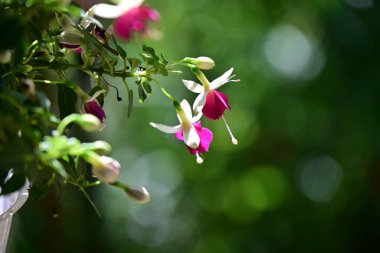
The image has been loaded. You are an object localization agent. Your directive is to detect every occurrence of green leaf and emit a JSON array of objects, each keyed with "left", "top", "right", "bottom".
[
  {"left": 128, "top": 58, "right": 141, "bottom": 70},
  {"left": 49, "top": 159, "right": 68, "bottom": 178},
  {"left": 111, "top": 35, "right": 127, "bottom": 58},
  {"left": 138, "top": 85, "right": 147, "bottom": 103},
  {"left": 57, "top": 83, "right": 77, "bottom": 119}
]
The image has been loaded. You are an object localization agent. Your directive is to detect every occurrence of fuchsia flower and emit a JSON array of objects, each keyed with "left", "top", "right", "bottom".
[
  {"left": 150, "top": 100, "right": 213, "bottom": 163},
  {"left": 81, "top": 89, "right": 106, "bottom": 124},
  {"left": 88, "top": 0, "right": 160, "bottom": 41},
  {"left": 83, "top": 99, "right": 106, "bottom": 122},
  {"left": 175, "top": 122, "right": 213, "bottom": 158},
  {"left": 182, "top": 68, "right": 239, "bottom": 144}
]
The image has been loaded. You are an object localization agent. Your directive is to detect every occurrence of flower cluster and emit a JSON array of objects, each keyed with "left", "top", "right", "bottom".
[
  {"left": 150, "top": 57, "right": 240, "bottom": 163},
  {"left": 0, "top": 0, "right": 239, "bottom": 210}
]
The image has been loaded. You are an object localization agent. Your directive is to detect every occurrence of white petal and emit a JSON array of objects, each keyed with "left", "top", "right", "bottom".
[
  {"left": 183, "top": 125, "right": 200, "bottom": 149},
  {"left": 192, "top": 92, "right": 207, "bottom": 115},
  {"left": 180, "top": 100, "right": 193, "bottom": 119},
  {"left": 150, "top": 122, "right": 181, "bottom": 134},
  {"left": 191, "top": 111, "right": 203, "bottom": 124},
  {"left": 211, "top": 68, "right": 234, "bottom": 90},
  {"left": 90, "top": 4, "right": 125, "bottom": 19},
  {"left": 182, "top": 80, "right": 204, "bottom": 93}
]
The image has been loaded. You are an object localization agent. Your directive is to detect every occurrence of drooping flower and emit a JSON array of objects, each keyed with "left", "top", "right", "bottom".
[
  {"left": 83, "top": 99, "right": 106, "bottom": 122},
  {"left": 150, "top": 100, "right": 213, "bottom": 163},
  {"left": 182, "top": 68, "right": 239, "bottom": 144},
  {"left": 175, "top": 122, "right": 213, "bottom": 163},
  {"left": 87, "top": 0, "right": 160, "bottom": 41},
  {"left": 81, "top": 89, "right": 106, "bottom": 124}
]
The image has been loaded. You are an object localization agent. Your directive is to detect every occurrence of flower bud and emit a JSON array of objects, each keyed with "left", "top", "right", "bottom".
[
  {"left": 92, "top": 26, "right": 109, "bottom": 42},
  {"left": 55, "top": 13, "right": 76, "bottom": 29},
  {"left": 76, "top": 114, "right": 102, "bottom": 132},
  {"left": 183, "top": 56, "right": 215, "bottom": 70},
  {"left": 124, "top": 186, "right": 150, "bottom": 204},
  {"left": 91, "top": 140, "right": 112, "bottom": 154},
  {"left": 83, "top": 99, "right": 106, "bottom": 123},
  {"left": 19, "top": 79, "right": 36, "bottom": 99},
  {"left": 0, "top": 50, "right": 11, "bottom": 64},
  {"left": 59, "top": 31, "right": 84, "bottom": 50},
  {"left": 91, "top": 155, "right": 121, "bottom": 183}
]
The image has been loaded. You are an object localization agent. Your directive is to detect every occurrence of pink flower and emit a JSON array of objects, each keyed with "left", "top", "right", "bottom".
[
  {"left": 182, "top": 68, "right": 239, "bottom": 144},
  {"left": 150, "top": 100, "right": 213, "bottom": 163},
  {"left": 83, "top": 99, "right": 106, "bottom": 123},
  {"left": 175, "top": 122, "right": 213, "bottom": 161},
  {"left": 114, "top": 6, "right": 160, "bottom": 41},
  {"left": 88, "top": 0, "right": 160, "bottom": 41},
  {"left": 202, "top": 90, "right": 231, "bottom": 120}
]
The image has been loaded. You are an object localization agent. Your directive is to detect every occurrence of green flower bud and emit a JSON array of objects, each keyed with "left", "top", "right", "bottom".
[
  {"left": 184, "top": 56, "right": 215, "bottom": 70},
  {"left": 59, "top": 31, "right": 84, "bottom": 49},
  {"left": 91, "top": 141, "right": 112, "bottom": 154},
  {"left": 77, "top": 114, "right": 102, "bottom": 132}
]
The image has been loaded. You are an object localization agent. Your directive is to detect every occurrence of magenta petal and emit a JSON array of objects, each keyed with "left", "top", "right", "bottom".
[
  {"left": 202, "top": 90, "right": 231, "bottom": 120},
  {"left": 84, "top": 100, "right": 106, "bottom": 122},
  {"left": 113, "top": 5, "right": 160, "bottom": 41},
  {"left": 175, "top": 122, "right": 213, "bottom": 155}
]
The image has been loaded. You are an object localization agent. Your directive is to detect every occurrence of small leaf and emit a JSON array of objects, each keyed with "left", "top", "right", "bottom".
[
  {"left": 57, "top": 83, "right": 77, "bottom": 119},
  {"left": 137, "top": 85, "right": 147, "bottom": 103},
  {"left": 49, "top": 160, "right": 68, "bottom": 178},
  {"left": 128, "top": 58, "right": 141, "bottom": 70}
]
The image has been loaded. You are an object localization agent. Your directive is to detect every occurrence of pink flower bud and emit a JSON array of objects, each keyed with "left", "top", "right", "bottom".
[
  {"left": 92, "top": 156, "right": 121, "bottom": 183},
  {"left": 83, "top": 99, "right": 106, "bottom": 123}
]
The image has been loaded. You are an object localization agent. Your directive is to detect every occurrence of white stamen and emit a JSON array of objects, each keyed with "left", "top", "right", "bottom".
[
  {"left": 222, "top": 115, "right": 238, "bottom": 145},
  {"left": 196, "top": 153, "right": 203, "bottom": 164}
]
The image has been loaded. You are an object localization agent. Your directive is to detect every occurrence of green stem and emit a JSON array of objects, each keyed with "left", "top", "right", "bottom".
[
  {"left": 152, "top": 79, "right": 178, "bottom": 103},
  {"left": 80, "top": 187, "right": 101, "bottom": 217}
]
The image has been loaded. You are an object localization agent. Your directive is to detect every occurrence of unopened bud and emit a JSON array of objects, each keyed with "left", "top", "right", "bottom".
[
  {"left": 20, "top": 79, "right": 36, "bottom": 99},
  {"left": 56, "top": 13, "right": 76, "bottom": 29},
  {"left": 183, "top": 56, "right": 215, "bottom": 70},
  {"left": 59, "top": 31, "right": 84, "bottom": 50},
  {"left": 91, "top": 141, "right": 111, "bottom": 154},
  {"left": 91, "top": 155, "right": 121, "bottom": 183},
  {"left": 83, "top": 99, "right": 106, "bottom": 123},
  {"left": 92, "top": 26, "right": 109, "bottom": 42},
  {"left": 77, "top": 114, "right": 102, "bottom": 132},
  {"left": 125, "top": 186, "right": 150, "bottom": 204},
  {"left": 0, "top": 50, "right": 11, "bottom": 64}
]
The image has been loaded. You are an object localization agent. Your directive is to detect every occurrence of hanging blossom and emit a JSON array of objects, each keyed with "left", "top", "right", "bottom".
[
  {"left": 182, "top": 67, "right": 240, "bottom": 144},
  {"left": 150, "top": 100, "right": 213, "bottom": 164},
  {"left": 80, "top": 89, "right": 107, "bottom": 127},
  {"left": 87, "top": 0, "right": 160, "bottom": 41}
]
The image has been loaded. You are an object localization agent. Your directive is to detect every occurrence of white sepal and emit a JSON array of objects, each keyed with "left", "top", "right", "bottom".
[
  {"left": 211, "top": 68, "right": 234, "bottom": 90},
  {"left": 149, "top": 122, "right": 181, "bottom": 134},
  {"left": 182, "top": 80, "right": 204, "bottom": 93}
]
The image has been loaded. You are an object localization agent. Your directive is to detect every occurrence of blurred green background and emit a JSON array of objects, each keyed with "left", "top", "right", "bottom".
[{"left": 8, "top": 0, "right": 380, "bottom": 252}]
